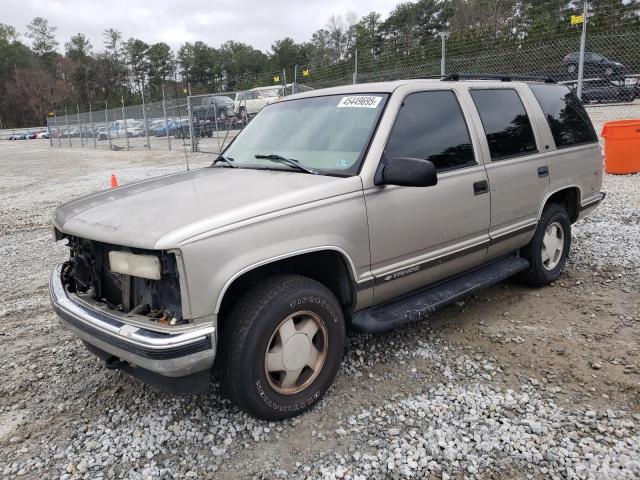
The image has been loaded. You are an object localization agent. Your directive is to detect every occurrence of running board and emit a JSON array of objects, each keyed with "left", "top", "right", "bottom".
[{"left": 350, "top": 256, "right": 530, "bottom": 334}]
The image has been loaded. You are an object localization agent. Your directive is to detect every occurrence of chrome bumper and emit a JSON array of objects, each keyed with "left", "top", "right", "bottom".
[{"left": 49, "top": 264, "right": 215, "bottom": 377}]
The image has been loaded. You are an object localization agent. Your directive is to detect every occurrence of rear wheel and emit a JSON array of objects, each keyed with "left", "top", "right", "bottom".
[
  {"left": 220, "top": 275, "right": 345, "bottom": 420},
  {"left": 518, "top": 203, "right": 571, "bottom": 287}
]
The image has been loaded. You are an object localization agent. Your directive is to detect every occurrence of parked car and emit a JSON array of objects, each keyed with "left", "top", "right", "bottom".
[
  {"left": 192, "top": 95, "right": 235, "bottom": 123},
  {"left": 234, "top": 86, "right": 281, "bottom": 121},
  {"left": 174, "top": 118, "right": 219, "bottom": 139},
  {"left": 154, "top": 119, "right": 189, "bottom": 137},
  {"left": 8, "top": 131, "right": 29, "bottom": 140},
  {"left": 49, "top": 77, "right": 604, "bottom": 420},
  {"left": 570, "top": 79, "right": 637, "bottom": 104},
  {"left": 563, "top": 51, "right": 625, "bottom": 79},
  {"left": 36, "top": 131, "right": 49, "bottom": 139},
  {"left": 94, "top": 127, "right": 109, "bottom": 140},
  {"left": 126, "top": 122, "right": 146, "bottom": 137}
]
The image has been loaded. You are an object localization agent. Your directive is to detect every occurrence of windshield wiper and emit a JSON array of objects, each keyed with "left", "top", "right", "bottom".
[
  {"left": 212, "top": 155, "right": 236, "bottom": 168},
  {"left": 254, "top": 153, "right": 318, "bottom": 175}
]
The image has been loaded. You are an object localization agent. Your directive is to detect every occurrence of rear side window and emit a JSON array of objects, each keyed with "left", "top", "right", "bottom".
[
  {"left": 471, "top": 89, "right": 538, "bottom": 161},
  {"left": 385, "top": 90, "right": 476, "bottom": 172},
  {"left": 529, "top": 84, "right": 598, "bottom": 148}
]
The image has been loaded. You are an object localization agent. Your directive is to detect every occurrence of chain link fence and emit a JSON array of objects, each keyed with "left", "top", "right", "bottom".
[{"left": 15, "top": 1, "right": 637, "bottom": 151}]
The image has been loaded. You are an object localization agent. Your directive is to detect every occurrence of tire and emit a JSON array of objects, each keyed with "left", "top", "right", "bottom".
[
  {"left": 518, "top": 203, "right": 571, "bottom": 287},
  {"left": 220, "top": 274, "right": 345, "bottom": 420}
]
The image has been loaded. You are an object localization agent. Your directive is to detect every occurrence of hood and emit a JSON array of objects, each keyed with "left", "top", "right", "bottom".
[{"left": 54, "top": 167, "right": 361, "bottom": 249}]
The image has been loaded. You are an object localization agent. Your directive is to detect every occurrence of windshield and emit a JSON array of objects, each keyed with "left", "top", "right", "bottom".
[
  {"left": 260, "top": 89, "right": 280, "bottom": 98},
  {"left": 222, "top": 93, "right": 388, "bottom": 176}
]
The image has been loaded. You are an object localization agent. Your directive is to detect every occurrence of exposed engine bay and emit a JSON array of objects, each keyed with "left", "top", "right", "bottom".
[{"left": 60, "top": 234, "right": 185, "bottom": 325}]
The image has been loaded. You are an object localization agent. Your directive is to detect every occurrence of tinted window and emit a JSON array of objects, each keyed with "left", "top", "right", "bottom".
[
  {"left": 471, "top": 89, "right": 538, "bottom": 161},
  {"left": 385, "top": 91, "right": 476, "bottom": 172},
  {"left": 529, "top": 84, "right": 598, "bottom": 148}
]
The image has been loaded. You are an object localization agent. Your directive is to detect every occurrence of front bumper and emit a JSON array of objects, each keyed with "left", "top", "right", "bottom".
[{"left": 49, "top": 263, "right": 216, "bottom": 378}]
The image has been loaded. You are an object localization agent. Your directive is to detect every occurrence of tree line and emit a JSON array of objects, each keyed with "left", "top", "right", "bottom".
[{"left": 0, "top": 0, "right": 638, "bottom": 128}]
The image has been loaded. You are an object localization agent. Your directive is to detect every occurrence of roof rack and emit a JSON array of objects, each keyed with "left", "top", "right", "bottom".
[{"left": 442, "top": 73, "right": 556, "bottom": 83}]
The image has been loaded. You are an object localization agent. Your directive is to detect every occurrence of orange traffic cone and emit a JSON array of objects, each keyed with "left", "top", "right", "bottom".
[{"left": 110, "top": 173, "right": 119, "bottom": 188}]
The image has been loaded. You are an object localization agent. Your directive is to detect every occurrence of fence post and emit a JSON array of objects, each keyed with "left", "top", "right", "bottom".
[
  {"left": 55, "top": 114, "right": 61, "bottom": 147},
  {"left": 293, "top": 65, "right": 298, "bottom": 94},
  {"left": 89, "top": 103, "right": 96, "bottom": 148},
  {"left": 576, "top": 0, "right": 588, "bottom": 100},
  {"left": 162, "top": 86, "right": 171, "bottom": 151},
  {"left": 187, "top": 85, "right": 195, "bottom": 152},
  {"left": 121, "top": 95, "right": 130, "bottom": 150},
  {"left": 65, "top": 108, "right": 72, "bottom": 147},
  {"left": 77, "top": 104, "right": 84, "bottom": 147},
  {"left": 46, "top": 116, "right": 53, "bottom": 147},
  {"left": 141, "top": 83, "right": 150, "bottom": 149},
  {"left": 106, "top": 102, "right": 113, "bottom": 150},
  {"left": 441, "top": 33, "right": 447, "bottom": 77},
  {"left": 353, "top": 49, "right": 358, "bottom": 84}
]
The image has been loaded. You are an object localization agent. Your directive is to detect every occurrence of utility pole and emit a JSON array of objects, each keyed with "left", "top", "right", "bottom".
[
  {"left": 441, "top": 32, "right": 447, "bottom": 77},
  {"left": 353, "top": 49, "right": 358, "bottom": 84},
  {"left": 576, "top": 0, "right": 588, "bottom": 101}
]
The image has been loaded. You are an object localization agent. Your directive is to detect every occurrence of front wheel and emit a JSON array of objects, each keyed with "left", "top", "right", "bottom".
[
  {"left": 220, "top": 275, "right": 345, "bottom": 420},
  {"left": 518, "top": 204, "right": 571, "bottom": 287}
]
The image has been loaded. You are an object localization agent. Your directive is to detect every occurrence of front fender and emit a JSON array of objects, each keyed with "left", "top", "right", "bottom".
[{"left": 177, "top": 190, "right": 371, "bottom": 320}]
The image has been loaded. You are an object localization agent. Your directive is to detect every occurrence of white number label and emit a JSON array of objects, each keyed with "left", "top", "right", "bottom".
[{"left": 337, "top": 96, "right": 382, "bottom": 108}]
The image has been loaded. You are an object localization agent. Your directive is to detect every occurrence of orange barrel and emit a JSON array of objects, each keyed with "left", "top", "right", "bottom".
[{"left": 601, "top": 119, "right": 640, "bottom": 174}]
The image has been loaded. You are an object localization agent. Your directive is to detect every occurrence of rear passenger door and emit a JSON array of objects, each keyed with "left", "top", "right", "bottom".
[{"left": 466, "top": 86, "right": 550, "bottom": 258}]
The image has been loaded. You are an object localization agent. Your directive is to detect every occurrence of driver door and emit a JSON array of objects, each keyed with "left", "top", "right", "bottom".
[{"left": 364, "top": 89, "right": 491, "bottom": 304}]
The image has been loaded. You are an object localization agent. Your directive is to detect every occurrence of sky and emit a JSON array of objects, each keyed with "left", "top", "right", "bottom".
[{"left": 2, "top": 0, "right": 399, "bottom": 53}]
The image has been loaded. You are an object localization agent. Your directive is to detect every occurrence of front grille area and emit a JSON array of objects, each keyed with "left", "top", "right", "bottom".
[
  {"left": 101, "top": 246, "right": 123, "bottom": 307},
  {"left": 65, "top": 235, "right": 183, "bottom": 321}
]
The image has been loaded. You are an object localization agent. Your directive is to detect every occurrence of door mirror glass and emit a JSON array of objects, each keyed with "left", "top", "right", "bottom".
[{"left": 375, "top": 157, "right": 438, "bottom": 187}]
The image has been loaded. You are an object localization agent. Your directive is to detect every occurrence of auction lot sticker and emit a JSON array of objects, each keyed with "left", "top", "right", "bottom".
[{"left": 337, "top": 96, "right": 382, "bottom": 108}]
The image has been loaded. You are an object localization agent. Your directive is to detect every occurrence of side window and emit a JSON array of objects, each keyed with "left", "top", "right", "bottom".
[
  {"left": 470, "top": 89, "right": 538, "bottom": 161},
  {"left": 529, "top": 84, "right": 598, "bottom": 148},
  {"left": 384, "top": 90, "right": 476, "bottom": 172}
]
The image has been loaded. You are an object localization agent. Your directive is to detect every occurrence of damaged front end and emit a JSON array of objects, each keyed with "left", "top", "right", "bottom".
[
  {"left": 62, "top": 235, "right": 187, "bottom": 327},
  {"left": 49, "top": 231, "right": 215, "bottom": 391}
]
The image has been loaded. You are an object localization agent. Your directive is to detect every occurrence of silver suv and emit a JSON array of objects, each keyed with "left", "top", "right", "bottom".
[{"left": 49, "top": 77, "right": 604, "bottom": 420}]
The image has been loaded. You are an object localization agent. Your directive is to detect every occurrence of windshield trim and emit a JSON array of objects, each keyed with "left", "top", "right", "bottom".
[{"left": 220, "top": 92, "right": 390, "bottom": 177}]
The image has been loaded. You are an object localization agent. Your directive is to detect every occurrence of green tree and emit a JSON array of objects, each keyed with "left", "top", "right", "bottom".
[
  {"left": 123, "top": 38, "right": 149, "bottom": 96},
  {"left": 270, "top": 37, "right": 309, "bottom": 74},
  {"left": 146, "top": 42, "right": 174, "bottom": 94},
  {"left": 25, "top": 17, "right": 58, "bottom": 56},
  {"left": 177, "top": 41, "right": 220, "bottom": 87},
  {"left": 65, "top": 33, "right": 93, "bottom": 62}
]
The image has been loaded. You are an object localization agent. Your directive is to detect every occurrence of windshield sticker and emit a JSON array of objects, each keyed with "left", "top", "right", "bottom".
[
  {"left": 337, "top": 96, "right": 382, "bottom": 108},
  {"left": 336, "top": 159, "right": 350, "bottom": 168}
]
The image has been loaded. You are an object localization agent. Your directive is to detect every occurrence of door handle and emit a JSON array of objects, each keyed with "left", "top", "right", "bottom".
[
  {"left": 473, "top": 180, "right": 489, "bottom": 195},
  {"left": 538, "top": 166, "right": 549, "bottom": 178}
]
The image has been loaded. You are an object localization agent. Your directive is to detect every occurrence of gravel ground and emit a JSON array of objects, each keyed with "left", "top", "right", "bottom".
[{"left": 0, "top": 141, "right": 638, "bottom": 480}]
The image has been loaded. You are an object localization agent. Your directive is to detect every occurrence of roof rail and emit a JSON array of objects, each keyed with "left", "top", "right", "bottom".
[{"left": 442, "top": 73, "right": 556, "bottom": 83}]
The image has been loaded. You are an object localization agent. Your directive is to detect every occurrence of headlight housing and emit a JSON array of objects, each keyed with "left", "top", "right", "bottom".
[{"left": 108, "top": 251, "right": 161, "bottom": 280}]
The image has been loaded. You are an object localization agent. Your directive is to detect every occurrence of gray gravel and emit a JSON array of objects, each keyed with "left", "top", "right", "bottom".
[{"left": 0, "top": 142, "right": 638, "bottom": 479}]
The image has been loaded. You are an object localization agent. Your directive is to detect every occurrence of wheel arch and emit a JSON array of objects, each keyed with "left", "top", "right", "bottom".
[
  {"left": 215, "top": 247, "right": 358, "bottom": 320},
  {"left": 539, "top": 185, "right": 582, "bottom": 223}
]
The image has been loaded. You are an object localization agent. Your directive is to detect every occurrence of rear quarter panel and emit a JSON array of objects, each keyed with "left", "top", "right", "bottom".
[{"left": 522, "top": 86, "right": 603, "bottom": 217}]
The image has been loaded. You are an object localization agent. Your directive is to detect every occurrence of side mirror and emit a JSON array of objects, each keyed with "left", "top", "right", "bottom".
[{"left": 375, "top": 156, "right": 438, "bottom": 187}]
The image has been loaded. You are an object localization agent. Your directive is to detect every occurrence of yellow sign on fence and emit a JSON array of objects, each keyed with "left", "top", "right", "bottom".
[
  {"left": 302, "top": 68, "right": 310, "bottom": 77},
  {"left": 273, "top": 74, "right": 280, "bottom": 83},
  {"left": 571, "top": 14, "right": 584, "bottom": 25}
]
